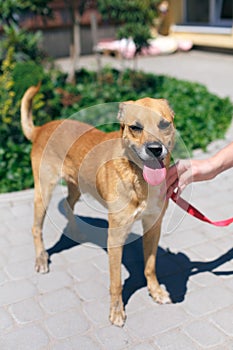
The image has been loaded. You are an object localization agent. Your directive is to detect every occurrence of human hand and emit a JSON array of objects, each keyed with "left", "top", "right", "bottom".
[{"left": 165, "top": 158, "right": 216, "bottom": 200}]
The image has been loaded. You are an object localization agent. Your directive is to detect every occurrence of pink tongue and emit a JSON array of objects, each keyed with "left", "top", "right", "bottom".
[{"left": 143, "top": 164, "right": 166, "bottom": 186}]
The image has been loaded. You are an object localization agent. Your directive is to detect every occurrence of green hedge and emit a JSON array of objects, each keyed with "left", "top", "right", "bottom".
[{"left": 0, "top": 64, "right": 232, "bottom": 193}]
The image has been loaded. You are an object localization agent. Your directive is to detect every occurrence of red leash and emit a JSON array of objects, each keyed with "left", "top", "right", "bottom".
[{"left": 171, "top": 193, "right": 233, "bottom": 227}]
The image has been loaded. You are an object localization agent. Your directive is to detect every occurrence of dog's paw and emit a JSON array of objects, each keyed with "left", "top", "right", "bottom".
[
  {"left": 35, "top": 251, "right": 49, "bottom": 274},
  {"left": 109, "top": 301, "right": 126, "bottom": 327},
  {"left": 150, "top": 285, "right": 171, "bottom": 304}
]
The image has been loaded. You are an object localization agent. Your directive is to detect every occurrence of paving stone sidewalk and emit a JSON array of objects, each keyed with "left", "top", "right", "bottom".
[{"left": 1, "top": 50, "right": 233, "bottom": 349}]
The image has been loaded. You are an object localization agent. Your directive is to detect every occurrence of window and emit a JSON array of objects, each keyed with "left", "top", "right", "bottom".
[
  {"left": 218, "top": 0, "right": 232, "bottom": 23},
  {"left": 186, "top": 0, "right": 209, "bottom": 23},
  {"left": 184, "top": 0, "right": 232, "bottom": 26}
]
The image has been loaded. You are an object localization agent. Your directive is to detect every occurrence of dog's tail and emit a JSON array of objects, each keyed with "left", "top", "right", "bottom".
[{"left": 20, "top": 83, "right": 41, "bottom": 141}]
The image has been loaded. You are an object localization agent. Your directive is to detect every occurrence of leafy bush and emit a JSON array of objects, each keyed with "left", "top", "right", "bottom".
[
  {"left": 0, "top": 66, "right": 232, "bottom": 193},
  {"left": 0, "top": 0, "right": 52, "bottom": 64},
  {"left": 0, "top": 52, "right": 65, "bottom": 193},
  {"left": 61, "top": 69, "right": 233, "bottom": 153},
  {"left": 98, "top": 0, "right": 160, "bottom": 54},
  {"left": 0, "top": 25, "right": 44, "bottom": 63}
]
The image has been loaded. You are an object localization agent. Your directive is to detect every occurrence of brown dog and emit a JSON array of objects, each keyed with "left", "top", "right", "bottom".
[{"left": 21, "top": 85, "right": 175, "bottom": 327}]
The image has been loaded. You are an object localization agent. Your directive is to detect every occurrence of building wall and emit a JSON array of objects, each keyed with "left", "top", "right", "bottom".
[
  {"left": 169, "top": 0, "right": 183, "bottom": 24},
  {"left": 41, "top": 25, "right": 117, "bottom": 58}
]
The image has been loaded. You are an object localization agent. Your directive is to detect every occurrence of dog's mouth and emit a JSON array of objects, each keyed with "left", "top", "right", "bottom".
[
  {"left": 130, "top": 142, "right": 168, "bottom": 186},
  {"left": 142, "top": 159, "right": 166, "bottom": 186}
]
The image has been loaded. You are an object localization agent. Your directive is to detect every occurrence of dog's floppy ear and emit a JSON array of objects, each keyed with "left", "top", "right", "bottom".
[
  {"left": 117, "top": 102, "right": 125, "bottom": 122},
  {"left": 117, "top": 103, "right": 126, "bottom": 135},
  {"left": 160, "top": 99, "right": 175, "bottom": 120},
  {"left": 117, "top": 101, "right": 134, "bottom": 135},
  {"left": 117, "top": 101, "right": 135, "bottom": 122},
  {"left": 117, "top": 101, "right": 134, "bottom": 121}
]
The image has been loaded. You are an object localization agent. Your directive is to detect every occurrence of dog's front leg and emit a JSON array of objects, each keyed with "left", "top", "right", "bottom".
[
  {"left": 107, "top": 217, "right": 129, "bottom": 327},
  {"left": 142, "top": 216, "right": 171, "bottom": 304}
]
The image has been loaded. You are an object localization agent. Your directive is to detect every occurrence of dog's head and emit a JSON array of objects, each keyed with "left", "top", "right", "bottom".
[{"left": 118, "top": 97, "right": 175, "bottom": 186}]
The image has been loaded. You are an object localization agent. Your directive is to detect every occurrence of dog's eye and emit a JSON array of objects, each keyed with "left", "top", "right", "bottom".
[
  {"left": 158, "top": 119, "right": 171, "bottom": 130},
  {"left": 129, "top": 124, "right": 143, "bottom": 132}
]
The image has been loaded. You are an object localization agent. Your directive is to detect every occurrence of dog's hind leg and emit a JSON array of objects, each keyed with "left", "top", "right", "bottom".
[
  {"left": 66, "top": 181, "right": 81, "bottom": 211},
  {"left": 32, "top": 172, "right": 57, "bottom": 273},
  {"left": 62, "top": 181, "right": 81, "bottom": 224}
]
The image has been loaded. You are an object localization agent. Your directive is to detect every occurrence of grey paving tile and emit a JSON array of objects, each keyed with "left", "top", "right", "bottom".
[
  {"left": 154, "top": 328, "right": 199, "bottom": 350},
  {"left": 61, "top": 243, "right": 105, "bottom": 263},
  {"left": 49, "top": 253, "right": 67, "bottom": 266},
  {"left": 44, "top": 308, "right": 89, "bottom": 339},
  {"left": 162, "top": 226, "right": 207, "bottom": 251},
  {"left": 51, "top": 335, "right": 102, "bottom": 350},
  {"left": 182, "top": 285, "right": 233, "bottom": 317},
  {"left": 74, "top": 278, "right": 109, "bottom": 302},
  {"left": 0, "top": 189, "right": 34, "bottom": 204},
  {"left": 199, "top": 223, "right": 231, "bottom": 241},
  {"left": 125, "top": 288, "right": 152, "bottom": 315},
  {"left": 212, "top": 236, "right": 233, "bottom": 253},
  {"left": 126, "top": 304, "right": 189, "bottom": 339},
  {"left": 131, "top": 285, "right": 155, "bottom": 304},
  {"left": 38, "top": 287, "right": 81, "bottom": 314},
  {"left": 92, "top": 252, "right": 109, "bottom": 273},
  {"left": 162, "top": 207, "right": 200, "bottom": 236},
  {"left": 0, "top": 231, "right": 11, "bottom": 247},
  {"left": 0, "top": 253, "right": 8, "bottom": 269},
  {"left": 34, "top": 270, "right": 73, "bottom": 293},
  {"left": 95, "top": 325, "right": 135, "bottom": 350},
  {"left": 191, "top": 241, "right": 224, "bottom": 261},
  {"left": 4, "top": 259, "right": 35, "bottom": 280},
  {"left": 184, "top": 319, "right": 227, "bottom": 348},
  {"left": 9, "top": 298, "right": 44, "bottom": 324},
  {"left": 0, "top": 280, "right": 37, "bottom": 306},
  {"left": 68, "top": 261, "right": 101, "bottom": 282},
  {"left": 0, "top": 308, "right": 14, "bottom": 335},
  {"left": 0, "top": 324, "right": 49, "bottom": 350},
  {"left": 210, "top": 306, "right": 233, "bottom": 337},
  {"left": 6, "top": 228, "right": 32, "bottom": 246},
  {"left": 11, "top": 202, "right": 33, "bottom": 218},
  {"left": 128, "top": 342, "right": 158, "bottom": 350},
  {"left": 7, "top": 244, "right": 34, "bottom": 264},
  {"left": 0, "top": 207, "right": 15, "bottom": 222},
  {"left": 0, "top": 270, "right": 9, "bottom": 285},
  {"left": 222, "top": 276, "right": 233, "bottom": 291},
  {"left": 82, "top": 297, "right": 110, "bottom": 327},
  {"left": 218, "top": 342, "right": 233, "bottom": 350},
  {"left": 188, "top": 271, "right": 220, "bottom": 288}
]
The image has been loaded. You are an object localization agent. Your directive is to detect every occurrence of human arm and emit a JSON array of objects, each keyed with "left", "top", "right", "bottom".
[{"left": 166, "top": 141, "right": 233, "bottom": 199}]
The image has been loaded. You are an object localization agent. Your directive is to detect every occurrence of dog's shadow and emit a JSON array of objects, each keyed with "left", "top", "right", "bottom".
[{"left": 47, "top": 199, "right": 233, "bottom": 306}]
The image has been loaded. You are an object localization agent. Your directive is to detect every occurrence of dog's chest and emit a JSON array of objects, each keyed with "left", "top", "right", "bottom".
[
  {"left": 131, "top": 177, "right": 163, "bottom": 220},
  {"left": 134, "top": 194, "right": 163, "bottom": 220},
  {"left": 132, "top": 200, "right": 147, "bottom": 220}
]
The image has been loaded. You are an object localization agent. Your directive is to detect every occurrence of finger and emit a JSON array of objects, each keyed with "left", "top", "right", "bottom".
[
  {"left": 166, "top": 166, "right": 179, "bottom": 190},
  {"left": 167, "top": 163, "right": 178, "bottom": 180},
  {"left": 177, "top": 167, "right": 193, "bottom": 190},
  {"left": 166, "top": 179, "right": 178, "bottom": 199}
]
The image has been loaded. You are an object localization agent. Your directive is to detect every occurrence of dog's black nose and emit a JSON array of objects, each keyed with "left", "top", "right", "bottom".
[{"left": 146, "top": 142, "right": 163, "bottom": 158}]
